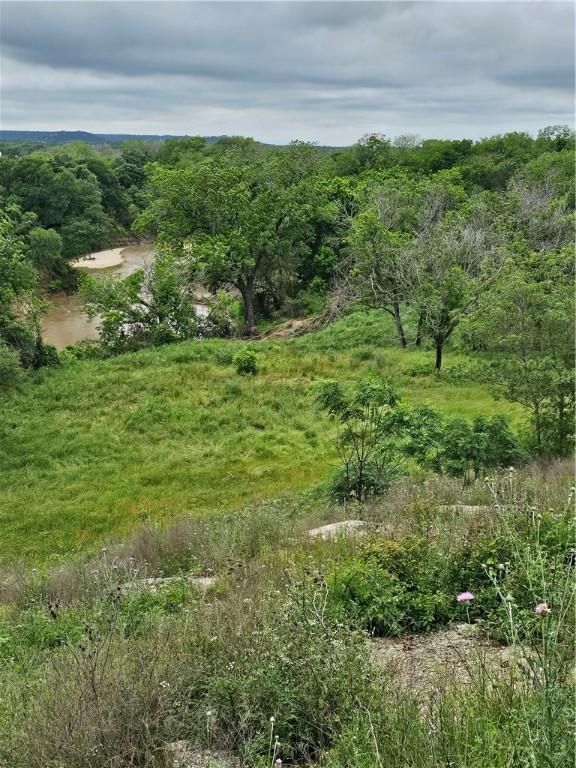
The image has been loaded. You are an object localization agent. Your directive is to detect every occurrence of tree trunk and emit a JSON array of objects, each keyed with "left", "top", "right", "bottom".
[
  {"left": 533, "top": 402, "right": 542, "bottom": 452},
  {"left": 434, "top": 338, "right": 443, "bottom": 371},
  {"left": 392, "top": 302, "right": 407, "bottom": 348},
  {"left": 415, "top": 311, "right": 424, "bottom": 347},
  {"left": 238, "top": 278, "right": 257, "bottom": 337}
]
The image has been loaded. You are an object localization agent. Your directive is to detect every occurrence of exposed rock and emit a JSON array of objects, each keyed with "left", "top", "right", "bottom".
[
  {"left": 121, "top": 574, "right": 217, "bottom": 595},
  {"left": 439, "top": 504, "right": 491, "bottom": 515},
  {"left": 307, "top": 520, "right": 368, "bottom": 540},
  {"left": 165, "top": 741, "right": 239, "bottom": 768}
]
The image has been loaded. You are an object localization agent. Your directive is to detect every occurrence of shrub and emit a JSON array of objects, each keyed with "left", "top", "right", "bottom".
[
  {"left": 232, "top": 347, "right": 258, "bottom": 375},
  {"left": 327, "top": 537, "right": 453, "bottom": 635},
  {"left": 350, "top": 346, "right": 375, "bottom": 363},
  {"left": 441, "top": 361, "right": 479, "bottom": 384},
  {"left": 0, "top": 341, "right": 24, "bottom": 391},
  {"left": 328, "top": 453, "right": 400, "bottom": 502},
  {"left": 205, "top": 290, "right": 242, "bottom": 337},
  {"left": 405, "top": 362, "right": 435, "bottom": 377},
  {"left": 61, "top": 340, "right": 105, "bottom": 361}
]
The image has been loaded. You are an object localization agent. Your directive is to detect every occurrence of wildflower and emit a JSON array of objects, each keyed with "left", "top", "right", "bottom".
[
  {"left": 206, "top": 710, "right": 213, "bottom": 717},
  {"left": 269, "top": 716, "right": 275, "bottom": 723},
  {"left": 457, "top": 591, "right": 475, "bottom": 603},
  {"left": 535, "top": 602, "right": 551, "bottom": 616},
  {"left": 159, "top": 680, "right": 170, "bottom": 689}
]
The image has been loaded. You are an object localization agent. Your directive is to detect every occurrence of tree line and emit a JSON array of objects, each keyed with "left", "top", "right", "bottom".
[{"left": 0, "top": 127, "right": 573, "bottom": 455}]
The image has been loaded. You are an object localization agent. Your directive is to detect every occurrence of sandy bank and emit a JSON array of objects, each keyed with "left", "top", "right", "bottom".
[{"left": 73, "top": 247, "right": 126, "bottom": 270}]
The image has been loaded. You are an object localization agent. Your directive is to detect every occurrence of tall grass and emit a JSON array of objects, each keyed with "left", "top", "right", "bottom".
[{"left": 0, "top": 461, "right": 573, "bottom": 767}]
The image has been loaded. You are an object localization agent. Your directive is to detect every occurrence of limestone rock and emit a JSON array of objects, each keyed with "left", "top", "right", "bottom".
[
  {"left": 439, "top": 504, "right": 491, "bottom": 515},
  {"left": 307, "top": 520, "right": 367, "bottom": 540},
  {"left": 121, "top": 574, "right": 217, "bottom": 595}
]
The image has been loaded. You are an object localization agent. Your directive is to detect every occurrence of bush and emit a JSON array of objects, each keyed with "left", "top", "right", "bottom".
[
  {"left": 205, "top": 290, "right": 242, "bottom": 337},
  {"left": 32, "top": 341, "right": 60, "bottom": 369},
  {"left": 61, "top": 340, "right": 105, "bottom": 361},
  {"left": 441, "top": 361, "right": 479, "bottom": 384},
  {"left": 405, "top": 362, "right": 435, "bottom": 377},
  {"left": 326, "top": 498, "right": 575, "bottom": 646},
  {"left": 0, "top": 341, "right": 24, "bottom": 391},
  {"left": 315, "top": 378, "right": 400, "bottom": 502},
  {"left": 232, "top": 347, "right": 258, "bottom": 375},
  {"left": 327, "top": 537, "right": 453, "bottom": 635}
]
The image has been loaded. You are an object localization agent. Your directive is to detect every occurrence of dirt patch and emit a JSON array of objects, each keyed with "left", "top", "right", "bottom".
[
  {"left": 371, "top": 623, "right": 523, "bottom": 695},
  {"left": 261, "top": 317, "right": 317, "bottom": 340},
  {"left": 165, "top": 741, "right": 239, "bottom": 768}
]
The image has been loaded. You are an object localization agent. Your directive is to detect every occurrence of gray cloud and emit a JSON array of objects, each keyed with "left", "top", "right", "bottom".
[{"left": 1, "top": 1, "right": 573, "bottom": 144}]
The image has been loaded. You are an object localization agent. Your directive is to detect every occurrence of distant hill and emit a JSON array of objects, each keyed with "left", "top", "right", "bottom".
[{"left": 0, "top": 130, "right": 226, "bottom": 145}]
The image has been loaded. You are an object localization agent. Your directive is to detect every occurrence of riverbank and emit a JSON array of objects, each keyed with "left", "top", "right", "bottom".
[
  {"left": 73, "top": 247, "right": 127, "bottom": 269},
  {"left": 42, "top": 245, "right": 156, "bottom": 347}
]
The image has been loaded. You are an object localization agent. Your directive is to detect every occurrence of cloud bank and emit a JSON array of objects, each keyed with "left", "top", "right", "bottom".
[{"left": 1, "top": 1, "right": 573, "bottom": 143}]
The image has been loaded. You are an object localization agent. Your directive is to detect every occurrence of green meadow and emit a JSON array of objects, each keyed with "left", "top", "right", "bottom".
[{"left": 0, "top": 311, "right": 523, "bottom": 565}]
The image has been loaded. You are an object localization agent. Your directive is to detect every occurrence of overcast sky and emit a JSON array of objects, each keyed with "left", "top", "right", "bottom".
[{"left": 1, "top": 1, "right": 573, "bottom": 144}]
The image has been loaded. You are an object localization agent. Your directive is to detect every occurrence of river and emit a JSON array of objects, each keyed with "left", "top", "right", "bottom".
[{"left": 41, "top": 245, "right": 208, "bottom": 348}]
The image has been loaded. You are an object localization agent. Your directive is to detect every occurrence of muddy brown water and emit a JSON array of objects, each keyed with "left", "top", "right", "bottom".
[{"left": 41, "top": 245, "right": 208, "bottom": 348}]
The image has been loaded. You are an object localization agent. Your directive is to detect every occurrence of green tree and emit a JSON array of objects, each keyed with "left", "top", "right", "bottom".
[
  {"left": 82, "top": 252, "right": 198, "bottom": 353},
  {"left": 411, "top": 197, "right": 503, "bottom": 369},
  {"left": 316, "top": 379, "right": 400, "bottom": 501},
  {"left": 138, "top": 155, "right": 333, "bottom": 335},
  {"left": 26, "top": 227, "right": 64, "bottom": 289},
  {"left": 0, "top": 211, "right": 49, "bottom": 369},
  {"left": 395, "top": 405, "right": 522, "bottom": 479},
  {"left": 348, "top": 210, "right": 411, "bottom": 346},
  {"left": 463, "top": 251, "right": 574, "bottom": 455}
]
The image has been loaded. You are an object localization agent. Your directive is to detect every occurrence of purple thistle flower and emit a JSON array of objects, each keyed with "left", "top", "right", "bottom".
[
  {"left": 535, "top": 602, "right": 551, "bottom": 616},
  {"left": 457, "top": 591, "right": 475, "bottom": 603}
]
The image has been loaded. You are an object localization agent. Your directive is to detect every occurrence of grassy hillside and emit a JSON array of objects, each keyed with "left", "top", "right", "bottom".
[{"left": 0, "top": 311, "right": 524, "bottom": 565}]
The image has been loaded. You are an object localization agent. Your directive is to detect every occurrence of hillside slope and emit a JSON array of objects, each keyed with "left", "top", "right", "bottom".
[{"left": 0, "top": 312, "right": 523, "bottom": 564}]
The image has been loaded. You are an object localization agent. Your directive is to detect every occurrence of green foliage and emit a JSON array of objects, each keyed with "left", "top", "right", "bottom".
[
  {"left": 327, "top": 537, "right": 452, "bottom": 635},
  {"left": 464, "top": 251, "right": 575, "bottom": 455},
  {"left": 232, "top": 347, "right": 258, "bottom": 375},
  {"left": 0, "top": 149, "right": 118, "bottom": 275},
  {"left": 316, "top": 379, "right": 400, "bottom": 501},
  {"left": 327, "top": 500, "right": 574, "bottom": 645},
  {"left": 0, "top": 341, "right": 24, "bottom": 391},
  {"left": 0, "top": 210, "right": 50, "bottom": 368},
  {"left": 205, "top": 290, "right": 242, "bottom": 337},
  {"left": 139, "top": 149, "right": 340, "bottom": 333},
  {"left": 82, "top": 252, "right": 198, "bottom": 353},
  {"left": 398, "top": 406, "right": 523, "bottom": 478}
]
